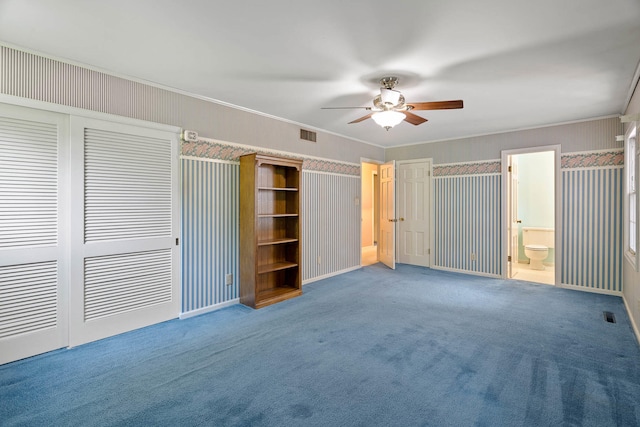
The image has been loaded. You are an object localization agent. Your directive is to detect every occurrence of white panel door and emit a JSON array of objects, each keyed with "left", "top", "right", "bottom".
[
  {"left": 0, "top": 104, "right": 69, "bottom": 365},
  {"left": 397, "top": 160, "right": 431, "bottom": 267},
  {"left": 69, "top": 117, "right": 180, "bottom": 347},
  {"left": 379, "top": 161, "right": 396, "bottom": 269}
]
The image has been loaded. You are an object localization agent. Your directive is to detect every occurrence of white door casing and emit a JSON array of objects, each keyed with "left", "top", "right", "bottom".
[
  {"left": 397, "top": 160, "right": 431, "bottom": 267},
  {"left": 68, "top": 117, "right": 180, "bottom": 347},
  {"left": 0, "top": 104, "right": 69, "bottom": 365},
  {"left": 502, "top": 145, "right": 561, "bottom": 284},
  {"left": 511, "top": 159, "right": 520, "bottom": 268},
  {"left": 379, "top": 161, "right": 396, "bottom": 269},
  {"left": 507, "top": 155, "right": 519, "bottom": 278}
]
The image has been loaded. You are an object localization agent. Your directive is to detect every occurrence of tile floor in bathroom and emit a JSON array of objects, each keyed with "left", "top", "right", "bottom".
[{"left": 512, "top": 262, "right": 555, "bottom": 285}]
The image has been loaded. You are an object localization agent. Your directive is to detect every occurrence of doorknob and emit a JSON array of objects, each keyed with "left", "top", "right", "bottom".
[
  {"left": 517, "top": 220, "right": 522, "bottom": 223},
  {"left": 389, "top": 219, "right": 398, "bottom": 222}
]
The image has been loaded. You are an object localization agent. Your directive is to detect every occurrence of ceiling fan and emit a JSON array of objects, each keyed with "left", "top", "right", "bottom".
[{"left": 323, "top": 77, "right": 463, "bottom": 130}]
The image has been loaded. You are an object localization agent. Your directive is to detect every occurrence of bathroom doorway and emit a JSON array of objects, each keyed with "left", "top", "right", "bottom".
[
  {"left": 361, "top": 161, "right": 380, "bottom": 266},
  {"left": 502, "top": 146, "right": 561, "bottom": 285}
]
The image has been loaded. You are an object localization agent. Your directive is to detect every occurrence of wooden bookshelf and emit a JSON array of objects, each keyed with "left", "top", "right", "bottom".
[{"left": 239, "top": 153, "right": 302, "bottom": 309}]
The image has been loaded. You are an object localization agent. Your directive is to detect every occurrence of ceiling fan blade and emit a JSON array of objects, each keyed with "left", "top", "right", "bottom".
[
  {"left": 403, "top": 111, "right": 428, "bottom": 126},
  {"left": 349, "top": 113, "right": 373, "bottom": 124},
  {"left": 407, "top": 100, "right": 464, "bottom": 111},
  {"left": 321, "top": 106, "right": 371, "bottom": 110}
]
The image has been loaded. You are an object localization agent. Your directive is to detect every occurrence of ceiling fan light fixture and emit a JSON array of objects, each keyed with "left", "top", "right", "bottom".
[
  {"left": 380, "top": 88, "right": 401, "bottom": 106},
  {"left": 372, "top": 110, "right": 405, "bottom": 130}
]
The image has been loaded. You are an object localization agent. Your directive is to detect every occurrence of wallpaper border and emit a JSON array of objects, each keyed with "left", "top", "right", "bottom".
[
  {"left": 561, "top": 148, "right": 623, "bottom": 169},
  {"left": 433, "top": 148, "right": 624, "bottom": 177},
  {"left": 433, "top": 161, "right": 501, "bottom": 177},
  {"left": 181, "top": 138, "right": 361, "bottom": 176}
]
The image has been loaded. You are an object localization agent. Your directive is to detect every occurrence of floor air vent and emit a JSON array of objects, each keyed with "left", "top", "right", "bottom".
[
  {"left": 300, "top": 129, "right": 317, "bottom": 142},
  {"left": 603, "top": 311, "right": 616, "bottom": 323}
]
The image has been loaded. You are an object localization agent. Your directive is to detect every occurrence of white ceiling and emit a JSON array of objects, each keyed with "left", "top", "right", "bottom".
[{"left": 1, "top": 0, "right": 639, "bottom": 148}]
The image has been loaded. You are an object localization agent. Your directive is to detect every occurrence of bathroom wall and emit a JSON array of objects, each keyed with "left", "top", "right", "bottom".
[{"left": 517, "top": 151, "right": 555, "bottom": 264}]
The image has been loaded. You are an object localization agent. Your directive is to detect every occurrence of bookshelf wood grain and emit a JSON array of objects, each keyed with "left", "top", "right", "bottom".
[{"left": 239, "top": 153, "right": 302, "bottom": 309}]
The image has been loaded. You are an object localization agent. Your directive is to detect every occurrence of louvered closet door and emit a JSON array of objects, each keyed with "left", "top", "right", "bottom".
[
  {"left": 0, "top": 104, "right": 68, "bottom": 365},
  {"left": 69, "top": 117, "right": 180, "bottom": 347}
]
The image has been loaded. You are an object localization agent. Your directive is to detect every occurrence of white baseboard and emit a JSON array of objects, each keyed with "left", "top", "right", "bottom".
[
  {"left": 180, "top": 266, "right": 363, "bottom": 316},
  {"left": 431, "top": 264, "right": 502, "bottom": 279},
  {"left": 622, "top": 295, "right": 640, "bottom": 345},
  {"left": 303, "top": 265, "right": 362, "bottom": 285},
  {"left": 179, "top": 298, "right": 240, "bottom": 319},
  {"left": 558, "top": 283, "right": 622, "bottom": 297}
]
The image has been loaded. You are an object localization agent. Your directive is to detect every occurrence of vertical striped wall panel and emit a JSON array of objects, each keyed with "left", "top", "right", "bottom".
[
  {"left": 181, "top": 158, "right": 239, "bottom": 313},
  {"left": 433, "top": 175, "right": 502, "bottom": 276},
  {"left": 0, "top": 46, "right": 383, "bottom": 164},
  {"left": 181, "top": 160, "right": 361, "bottom": 314},
  {"left": 562, "top": 167, "right": 622, "bottom": 292},
  {"left": 0, "top": 46, "right": 179, "bottom": 124},
  {"left": 301, "top": 172, "right": 361, "bottom": 281}
]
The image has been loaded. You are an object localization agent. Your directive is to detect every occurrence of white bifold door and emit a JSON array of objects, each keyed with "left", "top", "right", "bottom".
[
  {"left": 68, "top": 117, "right": 180, "bottom": 347},
  {"left": 0, "top": 105, "right": 69, "bottom": 365},
  {"left": 0, "top": 105, "right": 180, "bottom": 364}
]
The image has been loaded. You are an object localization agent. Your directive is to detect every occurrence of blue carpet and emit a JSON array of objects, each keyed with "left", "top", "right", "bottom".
[{"left": 1, "top": 264, "right": 639, "bottom": 426}]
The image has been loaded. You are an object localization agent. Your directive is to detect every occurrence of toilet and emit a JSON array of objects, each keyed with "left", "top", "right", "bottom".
[{"left": 522, "top": 227, "right": 554, "bottom": 270}]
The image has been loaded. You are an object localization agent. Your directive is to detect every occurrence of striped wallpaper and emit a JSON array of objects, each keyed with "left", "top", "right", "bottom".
[
  {"left": 0, "top": 45, "right": 383, "bottom": 164},
  {"left": 433, "top": 173, "right": 502, "bottom": 276},
  {"left": 302, "top": 171, "right": 361, "bottom": 282},
  {"left": 2, "top": 45, "right": 624, "bottom": 303},
  {"left": 561, "top": 166, "right": 622, "bottom": 292},
  {"left": 432, "top": 150, "right": 623, "bottom": 293},
  {"left": 181, "top": 158, "right": 239, "bottom": 313},
  {"left": 181, "top": 153, "right": 361, "bottom": 314}
]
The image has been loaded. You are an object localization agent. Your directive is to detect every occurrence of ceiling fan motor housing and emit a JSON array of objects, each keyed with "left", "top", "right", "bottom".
[
  {"left": 375, "top": 90, "right": 406, "bottom": 111},
  {"left": 380, "top": 76, "right": 399, "bottom": 89}
]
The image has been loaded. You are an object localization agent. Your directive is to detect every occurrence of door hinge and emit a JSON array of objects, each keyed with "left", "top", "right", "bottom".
[
  {"left": 428, "top": 249, "right": 431, "bottom": 255},
  {"left": 508, "top": 166, "right": 512, "bottom": 172},
  {"left": 176, "top": 238, "right": 179, "bottom": 246},
  {"left": 507, "top": 255, "right": 512, "bottom": 262}
]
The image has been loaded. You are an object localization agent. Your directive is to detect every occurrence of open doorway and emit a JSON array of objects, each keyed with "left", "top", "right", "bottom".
[
  {"left": 361, "top": 161, "right": 380, "bottom": 266},
  {"left": 503, "top": 146, "right": 561, "bottom": 285}
]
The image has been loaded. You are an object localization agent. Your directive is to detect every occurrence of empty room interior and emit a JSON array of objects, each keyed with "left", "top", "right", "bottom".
[{"left": 1, "top": 1, "right": 640, "bottom": 425}]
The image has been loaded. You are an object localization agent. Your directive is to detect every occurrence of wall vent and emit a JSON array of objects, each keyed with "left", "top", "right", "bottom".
[{"left": 300, "top": 129, "right": 317, "bottom": 143}]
